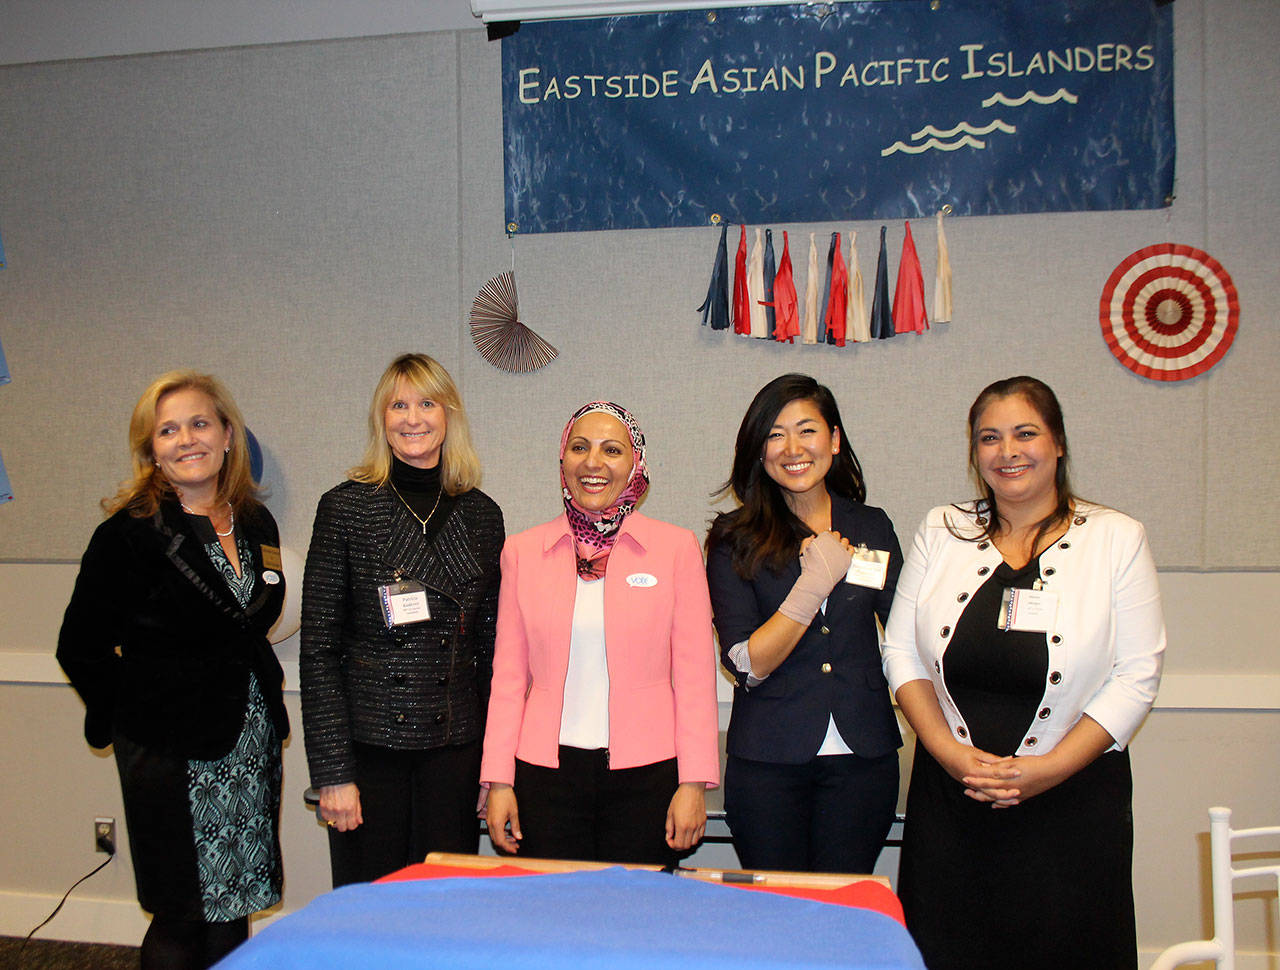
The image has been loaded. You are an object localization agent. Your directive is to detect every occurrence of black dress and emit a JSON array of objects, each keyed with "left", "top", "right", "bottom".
[{"left": 897, "top": 556, "right": 1137, "bottom": 970}]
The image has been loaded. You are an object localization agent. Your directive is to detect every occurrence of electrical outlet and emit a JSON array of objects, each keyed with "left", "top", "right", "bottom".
[{"left": 95, "top": 816, "right": 116, "bottom": 853}]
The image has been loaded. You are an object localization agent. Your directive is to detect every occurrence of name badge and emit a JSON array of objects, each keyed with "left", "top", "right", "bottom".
[
  {"left": 626, "top": 573, "right": 658, "bottom": 588},
  {"left": 378, "top": 580, "right": 431, "bottom": 628},
  {"left": 260, "top": 544, "right": 283, "bottom": 571},
  {"left": 845, "top": 545, "right": 890, "bottom": 590},
  {"left": 262, "top": 570, "right": 281, "bottom": 585},
  {"left": 998, "top": 587, "right": 1059, "bottom": 633}
]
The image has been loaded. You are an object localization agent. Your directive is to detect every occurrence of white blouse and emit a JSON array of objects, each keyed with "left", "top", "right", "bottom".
[{"left": 558, "top": 576, "right": 610, "bottom": 750}]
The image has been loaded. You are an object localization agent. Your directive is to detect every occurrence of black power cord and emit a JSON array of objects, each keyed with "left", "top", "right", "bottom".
[{"left": 16, "top": 834, "right": 116, "bottom": 964}]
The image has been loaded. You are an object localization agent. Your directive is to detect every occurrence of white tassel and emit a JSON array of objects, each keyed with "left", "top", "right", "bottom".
[
  {"left": 748, "top": 227, "right": 767, "bottom": 338},
  {"left": 802, "top": 232, "right": 820, "bottom": 344},
  {"left": 847, "top": 230, "right": 869, "bottom": 342},
  {"left": 934, "top": 210, "right": 953, "bottom": 323}
]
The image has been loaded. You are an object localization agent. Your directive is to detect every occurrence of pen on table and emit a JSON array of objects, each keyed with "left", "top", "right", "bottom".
[{"left": 672, "top": 868, "right": 767, "bottom": 884}]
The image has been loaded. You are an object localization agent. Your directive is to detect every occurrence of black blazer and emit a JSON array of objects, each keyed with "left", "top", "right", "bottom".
[
  {"left": 299, "top": 481, "right": 504, "bottom": 789},
  {"left": 706, "top": 496, "right": 903, "bottom": 764},
  {"left": 57, "top": 500, "right": 289, "bottom": 760}
]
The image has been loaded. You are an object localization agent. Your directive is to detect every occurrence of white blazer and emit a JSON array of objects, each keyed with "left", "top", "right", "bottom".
[{"left": 881, "top": 503, "right": 1165, "bottom": 754}]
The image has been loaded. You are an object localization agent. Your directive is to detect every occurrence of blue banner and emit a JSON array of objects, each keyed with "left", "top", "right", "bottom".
[{"left": 502, "top": 0, "right": 1173, "bottom": 234}]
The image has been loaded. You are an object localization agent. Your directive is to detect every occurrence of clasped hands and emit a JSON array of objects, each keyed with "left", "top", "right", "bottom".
[{"left": 942, "top": 744, "right": 1065, "bottom": 808}]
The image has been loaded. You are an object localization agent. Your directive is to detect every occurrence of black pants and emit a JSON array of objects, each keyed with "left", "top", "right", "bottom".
[
  {"left": 512, "top": 746, "right": 680, "bottom": 866},
  {"left": 724, "top": 751, "right": 898, "bottom": 874},
  {"left": 327, "top": 740, "right": 481, "bottom": 887}
]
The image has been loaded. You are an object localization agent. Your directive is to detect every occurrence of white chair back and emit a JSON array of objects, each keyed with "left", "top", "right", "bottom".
[{"left": 1149, "top": 806, "right": 1280, "bottom": 970}]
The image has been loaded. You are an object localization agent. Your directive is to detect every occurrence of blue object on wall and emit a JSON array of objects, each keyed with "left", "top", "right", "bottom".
[
  {"left": 0, "top": 450, "right": 12, "bottom": 505},
  {"left": 247, "top": 428, "right": 264, "bottom": 484},
  {"left": 502, "top": 0, "right": 1174, "bottom": 233}
]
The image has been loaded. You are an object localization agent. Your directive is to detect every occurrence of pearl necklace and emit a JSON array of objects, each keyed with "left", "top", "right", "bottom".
[{"left": 182, "top": 500, "right": 235, "bottom": 537}]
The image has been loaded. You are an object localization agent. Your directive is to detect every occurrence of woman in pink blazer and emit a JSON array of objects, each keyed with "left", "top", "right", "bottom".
[{"left": 481, "top": 402, "right": 720, "bottom": 865}]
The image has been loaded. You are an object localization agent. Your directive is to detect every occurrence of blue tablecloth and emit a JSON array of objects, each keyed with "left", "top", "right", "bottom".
[{"left": 218, "top": 867, "right": 923, "bottom": 969}]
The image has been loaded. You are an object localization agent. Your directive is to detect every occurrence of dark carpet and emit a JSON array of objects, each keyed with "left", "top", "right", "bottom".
[{"left": 0, "top": 936, "right": 139, "bottom": 970}]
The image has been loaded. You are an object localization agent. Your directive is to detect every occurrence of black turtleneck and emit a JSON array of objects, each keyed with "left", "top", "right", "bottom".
[{"left": 389, "top": 457, "right": 457, "bottom": 543}]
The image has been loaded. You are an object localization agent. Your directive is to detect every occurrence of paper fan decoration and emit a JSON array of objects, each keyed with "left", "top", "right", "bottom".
[
  {"left": 1099, "top": 244, "right": 1238, "bottom": 382},
  {"left": 470, "top": 271, "right": 557, "bottom": 373}
]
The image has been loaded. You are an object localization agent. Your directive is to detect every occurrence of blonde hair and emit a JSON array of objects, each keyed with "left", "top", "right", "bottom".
[
  {"left": 348, "top": 353, "right": 482, "bottom": 494},
  {"left": 105, "top": 370, "right": 259, "bottom": 517}
]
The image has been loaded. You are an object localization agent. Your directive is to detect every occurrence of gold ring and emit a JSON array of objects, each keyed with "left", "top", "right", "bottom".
[{"left": 326, "top": 819, "right": 337, "bottom": 828}]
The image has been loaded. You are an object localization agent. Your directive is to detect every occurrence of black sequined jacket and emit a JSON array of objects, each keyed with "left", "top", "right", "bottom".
[{"left": 300, "top": 480, "right": 504, "bottom": 789}]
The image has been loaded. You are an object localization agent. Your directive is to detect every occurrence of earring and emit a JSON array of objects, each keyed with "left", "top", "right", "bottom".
[{"left": 224, "top": 446, "right": 230, "bottom": 453}]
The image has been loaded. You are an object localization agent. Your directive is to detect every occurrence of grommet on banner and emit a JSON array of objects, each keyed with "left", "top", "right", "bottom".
[{"left": 710, "top": 213, "right": 722, "bottom": 225}]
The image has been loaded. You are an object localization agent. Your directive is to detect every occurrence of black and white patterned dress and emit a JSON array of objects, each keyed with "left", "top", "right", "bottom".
[
  {"left": 112, "top": 534, "right": 283, "bottom": 921},
  {"left": 186, "top": 536, "right": 283, "bottom": 920}
]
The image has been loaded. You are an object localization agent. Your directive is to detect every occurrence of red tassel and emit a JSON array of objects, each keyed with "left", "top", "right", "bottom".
[
  {"left": 733, "top": 225, "right": 750, "bottom": 334},
  {"left": 770, "top": 231, "right": 799, "bottom": 343},
  {"left": 893, "top": 220, "right": 929, "bottom": 334},
  {"left": 826, "top": 234, "right": 848, "bottom": 347}
]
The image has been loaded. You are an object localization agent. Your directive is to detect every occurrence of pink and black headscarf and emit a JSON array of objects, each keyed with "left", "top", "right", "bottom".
[{"left": 559, "top": 401, "right": 649, "bottom": 579}]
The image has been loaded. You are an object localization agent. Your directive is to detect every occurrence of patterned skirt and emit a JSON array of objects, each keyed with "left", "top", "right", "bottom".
[{"left": 114, "top": 676, "right": 283, "bottom": 922}]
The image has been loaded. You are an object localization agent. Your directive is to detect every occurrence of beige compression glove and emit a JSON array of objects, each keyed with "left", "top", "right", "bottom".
[{"left": 776, "top": 532, "right": 853, "bottom": 625}]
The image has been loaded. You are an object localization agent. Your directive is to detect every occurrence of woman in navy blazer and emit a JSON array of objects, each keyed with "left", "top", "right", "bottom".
[{"left": 706, "top": 374, "right": 902, "bottom": 874}]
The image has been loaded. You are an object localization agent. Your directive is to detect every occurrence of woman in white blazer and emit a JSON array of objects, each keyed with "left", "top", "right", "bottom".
[{"left": 880, "top": 376, "right": 1165, "bottom": 970}]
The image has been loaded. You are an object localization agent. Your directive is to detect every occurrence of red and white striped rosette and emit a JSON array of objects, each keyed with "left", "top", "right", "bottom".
[{"left": 1099, "top": 243, "right": 1239, "bottom": 382}]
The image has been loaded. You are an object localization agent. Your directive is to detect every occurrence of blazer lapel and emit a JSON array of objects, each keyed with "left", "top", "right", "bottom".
[
  {"left": 540, "top": 521, "right": 579, "bottom": 683},
  {"left": 380, "top": 489, "right": 482, "bottom": 603},
  {"left": 823, "top": 496, "right": 874, "bottom": 625},
  {"left": 156, "top": 504, "right": 248, "bottom": 624}
]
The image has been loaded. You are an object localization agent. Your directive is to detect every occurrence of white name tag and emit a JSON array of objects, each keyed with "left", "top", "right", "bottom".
[
  {"left": 845, "top": 546, "right": 890, "bottom": 590},
  {"left": 998, "top": 587, "right": 1059, "bottom": 633},
  {"left": 626, "top": 573, "right": 658, "bottom": 588},
  {"left": 378, "top": 580, "right": 431, "bottom": 627}
]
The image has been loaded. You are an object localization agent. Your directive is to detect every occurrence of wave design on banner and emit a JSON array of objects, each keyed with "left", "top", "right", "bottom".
[
  {"left": 982, "top": 88, "right": 1080, "bottom": 107},
  {"left": 501, "top": 0, "right": 1173, "bottom": 233}
]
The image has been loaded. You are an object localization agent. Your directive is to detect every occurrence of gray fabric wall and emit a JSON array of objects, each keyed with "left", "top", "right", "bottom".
[{"left": 0, "top": 1, "right": 1276, "bottom": 569}]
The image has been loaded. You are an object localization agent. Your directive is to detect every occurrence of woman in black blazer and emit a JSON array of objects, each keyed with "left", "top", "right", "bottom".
[
  {"left": 706, "top": 374, "right": 903, "bottom": 874},
  {"left": 58, "top": 371, "right": 288, "bottom": 970},
  {"left": 301, "top": 353, "right": 503, "bottom": 886}
]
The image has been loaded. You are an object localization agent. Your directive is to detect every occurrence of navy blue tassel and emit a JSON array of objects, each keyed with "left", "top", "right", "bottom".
[
  {"left": 697, "top": 225, "right": 731, "bottom": 331},
  {"left": 871, "top": 226, "right": 894, "bottom": 339},
  {"left": 762, "top": 229, "right": 777, "bottom": 338},
  {"left": 822, "top": 231, "right": 839, "bottom": 344}
]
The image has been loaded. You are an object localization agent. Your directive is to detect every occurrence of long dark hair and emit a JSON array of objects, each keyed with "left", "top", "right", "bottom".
[
  {"left": 707, "top": 374, "right": 867, "bottom": 579},
  {"left": 953, "top": 376, "right": 1076, "bottom": 551}
]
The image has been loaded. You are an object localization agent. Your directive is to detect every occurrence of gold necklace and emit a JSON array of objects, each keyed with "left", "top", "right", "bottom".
[{"left": 388, "top": 481, "right": 442, "bottom": 536}]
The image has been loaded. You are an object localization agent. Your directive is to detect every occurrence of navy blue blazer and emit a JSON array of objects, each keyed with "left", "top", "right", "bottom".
[{"left": 706, "top": 496, "right": 903, "bottom": 764}]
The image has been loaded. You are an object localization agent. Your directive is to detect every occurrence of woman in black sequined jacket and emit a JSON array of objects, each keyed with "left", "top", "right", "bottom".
[{"left": 301, "top": 354, "right": 503, "bottom": 886}]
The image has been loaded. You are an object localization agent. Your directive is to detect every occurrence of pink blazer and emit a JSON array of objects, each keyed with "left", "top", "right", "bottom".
[{"left": 480, "top": 512, "right": 721, "bottom": 788}]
